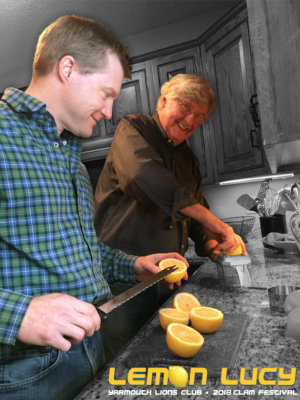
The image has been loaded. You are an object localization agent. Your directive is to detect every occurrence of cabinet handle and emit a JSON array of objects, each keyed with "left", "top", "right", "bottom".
[
  {"left": 249, "top": 94, "right": 261, "bottom": 128},
  {"left": 250, "top": 130, "right": 259, "bottom": 148}
]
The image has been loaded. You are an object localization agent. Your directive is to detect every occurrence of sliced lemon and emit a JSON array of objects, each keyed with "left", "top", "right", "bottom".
[
  {"left": 159, "top": 258, "right": 187, "bottom": 283},
  {"left": 159, "top": 308, "right": 189, "bottom": 331},
  {"left": 168, "top": 366, "right": 189, "bottom": 387},
  {"left": 172, "top": 292, "right": 201, "bottom": 316},
  {"left": 166, "top": 323, "right": 204, "bottom": 358},
  {"left": 190, "top": 307, "right": 224, "bottom": 334}
]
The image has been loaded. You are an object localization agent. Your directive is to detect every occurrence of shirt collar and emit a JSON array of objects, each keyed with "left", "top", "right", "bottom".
[
  {"left": 2, "top": 87, "right": 47, "bottom": 114},
  {"left": 153, "top": 112, "right": 187, "bottom": 149},
  {"left": 2, "top": 87, "right": 83, "bottom": 155}
]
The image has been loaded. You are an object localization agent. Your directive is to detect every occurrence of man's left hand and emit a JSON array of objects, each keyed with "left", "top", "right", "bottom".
[{"left": 134, "top": 253, "right": 189, "bottom": 289}]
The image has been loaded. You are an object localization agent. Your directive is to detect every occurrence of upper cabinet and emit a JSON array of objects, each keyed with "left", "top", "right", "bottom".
[
  {"left": 150, "top": 48, "right": 214, "bottom": 185},
  {"left": 81, "top": 61, "right": 155, "bottom": 162},
  {"left": 201, "top": 8, "right": 268, "bottom": 182},
  {"left": 246, "top": 0, "right": 300, "bottom": 173}
]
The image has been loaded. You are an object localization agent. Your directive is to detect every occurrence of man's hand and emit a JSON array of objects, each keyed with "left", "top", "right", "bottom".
[
  {"left": 134, "top": 253, "right": 189, "bottom": 289},
  {"left": 17, "top": 293, "right": 100, "bottom": 352},
  {"left": 180, "top": 204, "right": 246, "bottom": 254}
]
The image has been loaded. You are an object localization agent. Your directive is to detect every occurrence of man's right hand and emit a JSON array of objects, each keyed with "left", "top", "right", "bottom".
[
  {"left": 17, "top": 293, "right": 101, "bottom": 352},
  {"left": 180, "top": 203, "right": 246, "bottom": 254}
]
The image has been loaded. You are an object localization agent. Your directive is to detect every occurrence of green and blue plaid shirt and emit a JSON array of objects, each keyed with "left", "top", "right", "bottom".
[{"left": 0, "top": 88, "right": 137, "bottom": 357}]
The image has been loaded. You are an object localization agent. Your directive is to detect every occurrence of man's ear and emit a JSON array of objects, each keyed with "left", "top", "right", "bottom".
[
  {"left": 161, "top": 96, "right": 167, "bottom": 109},
  {"left": 58, "top": 55, "right": 76, "bottom": 83}
]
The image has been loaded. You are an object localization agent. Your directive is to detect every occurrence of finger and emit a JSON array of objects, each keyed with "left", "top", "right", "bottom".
[
  {"left": 156, "top": 252, "right": 189, "bottom": 268},
  {"left": 74, "top": 303, "right": 101, "bottom": 332},
  {"left": 47, "top": 333, "right": 72, "bottom": 353}
]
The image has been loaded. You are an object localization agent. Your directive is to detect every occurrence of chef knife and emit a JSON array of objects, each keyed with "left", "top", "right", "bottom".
[{"left": 95, "top": 265, "right": 178, "bottom": 322}]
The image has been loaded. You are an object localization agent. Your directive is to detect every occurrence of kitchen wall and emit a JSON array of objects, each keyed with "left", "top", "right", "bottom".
[
  {"left": 0, "top": 6, "right": 232, "bottom": 93},
  {"left": 202, "top": 175, "right": 300, "bottom": 220}
]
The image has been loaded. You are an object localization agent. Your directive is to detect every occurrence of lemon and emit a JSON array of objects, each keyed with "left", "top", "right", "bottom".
[
  {"left": 286, "top": 307, "right": 300, "bottom": 343},
  {"left": 284, "top": 289, "right": 300, "bottom": 314},
  {"left": 172, "top": 292, "right": 201, "bottom": 316},
  {"left": 159, "top": 308, "right": 189, "bottom": 331},
  {"left": 159, "top": 258, "right": 187, "bottom": 283},
  {"left": 222, "top": 245, "right": 242, "bottom": 255},
  {"left": 166, "top": 323, "right": 204, "bottom": 358},
  {"left": 190, "top": 307, "right": 224, "bottom": 334},
  {"left": 168, "top": 366, "right": 189, "bottom": 387}
]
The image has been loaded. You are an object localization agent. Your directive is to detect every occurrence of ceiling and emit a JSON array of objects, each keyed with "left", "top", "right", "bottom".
[{"left": 1, "top": 0, "right": 238, "bottom": 76}]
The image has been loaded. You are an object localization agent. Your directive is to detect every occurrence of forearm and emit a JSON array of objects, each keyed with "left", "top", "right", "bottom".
[{"left": 180, "top": 203, "right": 220, "bottom": 227}]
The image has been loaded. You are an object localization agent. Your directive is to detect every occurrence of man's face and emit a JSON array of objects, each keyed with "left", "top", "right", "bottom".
[
  {"left": 158, "top": 96, "right": 209, "bottom": 146},
  {"left": 61, "top": 52, "right": 124, "bottom": 138}
]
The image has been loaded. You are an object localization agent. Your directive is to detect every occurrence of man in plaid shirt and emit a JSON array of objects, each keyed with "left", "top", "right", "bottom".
[{"left": 0, "top": 16, "right": 188, "bottom": 400}]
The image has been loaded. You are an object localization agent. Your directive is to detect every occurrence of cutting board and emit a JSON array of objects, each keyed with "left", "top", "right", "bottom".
[{"left": 124, "top": 313, "right": 249, "bottom": 378}]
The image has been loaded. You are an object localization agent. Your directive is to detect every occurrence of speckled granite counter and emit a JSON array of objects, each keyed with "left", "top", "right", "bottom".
[{"left": 75, "top": 222, "right": 300, "bottom": 400}]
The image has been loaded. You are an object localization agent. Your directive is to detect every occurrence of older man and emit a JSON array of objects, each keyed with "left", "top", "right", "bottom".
[
  {"left": 94, "top": 74, "right": 245, "bottom": 361},
  {"left": 0, "top": 16, "right": 187, "bottom": 400}
]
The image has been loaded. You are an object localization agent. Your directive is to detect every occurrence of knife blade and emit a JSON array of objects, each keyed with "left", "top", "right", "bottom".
[{"left": 95, "top": 265, "right": 178, "bottom": 322}]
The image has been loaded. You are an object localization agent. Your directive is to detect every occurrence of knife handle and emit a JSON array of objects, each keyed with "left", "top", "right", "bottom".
[{"left": 95, "top": 306, "right": 108, "bottom": 323}]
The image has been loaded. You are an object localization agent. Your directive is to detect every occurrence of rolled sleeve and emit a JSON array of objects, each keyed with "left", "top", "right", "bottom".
[
  {"left": 161, "top": 186, "right": 199, "bottom": 230},
  {"left": 0, "top": 290, "right": 32, "bottom": 346},
  {"left": 99, "top": 241, "right": 137, "bottom": 284}
]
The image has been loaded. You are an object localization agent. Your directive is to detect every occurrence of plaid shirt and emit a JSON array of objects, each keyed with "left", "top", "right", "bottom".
[{"left": 0, "top": 88, "right": 137, "bottom": 357}]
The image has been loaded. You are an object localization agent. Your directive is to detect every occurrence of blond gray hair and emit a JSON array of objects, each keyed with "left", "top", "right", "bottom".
[
  {"left": 157, "top": 74, "right": 216, "bottom": 114},
  {"left": 33, "top": 15, "right": 131, "bottom": 78}
]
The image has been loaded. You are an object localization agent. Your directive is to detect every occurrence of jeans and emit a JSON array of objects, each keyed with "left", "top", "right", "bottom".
[{"left": 0, "top": 330, "right": 106, "bottom": 400}]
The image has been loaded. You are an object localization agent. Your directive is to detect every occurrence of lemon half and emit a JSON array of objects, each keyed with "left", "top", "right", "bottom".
[{"left": 159, "top": 258, "right": 187, "bottom": 283}]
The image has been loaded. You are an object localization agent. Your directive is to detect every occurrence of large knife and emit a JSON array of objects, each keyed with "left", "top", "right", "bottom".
[{"left": 95, "top": 265, "right": 178, "bottom": 322}]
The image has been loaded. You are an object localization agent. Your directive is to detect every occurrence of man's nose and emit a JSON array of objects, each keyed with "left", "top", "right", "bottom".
[
  {"left": 183, "top": 113, "right": 195, "bottom": 126},
  {"left": 101, "top": 101, "right": 113, "bottom": 120}
]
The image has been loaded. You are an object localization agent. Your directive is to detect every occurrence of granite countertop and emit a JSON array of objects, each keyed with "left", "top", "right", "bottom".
[{"left": 76, "top": 221, "right": 300, "bottom": 400}]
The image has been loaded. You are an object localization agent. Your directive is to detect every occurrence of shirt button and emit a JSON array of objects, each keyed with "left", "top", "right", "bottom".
[
  {"left": 80, "top": 210, "right": 83, "bottom": 216},
  {"left": 124, "top": 277, "right": 128, "bottom": 282},
  {"left": 183, "top": 222, "right": 186, "bottom": 225},
  {"left": 169, "top": 225, "right": 173, "bottom": 229},
  {"left": 45, "top": 113, "right": 51, "bottom": 119},
  {"left": 182, "top": 245, "right": 185, "bottom": 248},
  {"left": 54, "top": 142, "right": 59, "bottom": 148},
  {"left": 62, "top": 141, "right": 67, "bottom": 146},
  {"left": 168, "top": 139, "right": 172, "bottom": 143}
]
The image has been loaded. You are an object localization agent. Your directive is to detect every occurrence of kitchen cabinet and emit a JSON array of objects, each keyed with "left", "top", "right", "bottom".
[
  {"left": 81, "top": 61, "right": 155, "bottom": 162},
  {"left": 200, "top": 8, "right": 269, "bottom": 182},
  {"left": 150, "top": 48, "right": 214, "bottom": 185},
  {"left": 246, "top": 0, "right": 300, "bottom": 173}
]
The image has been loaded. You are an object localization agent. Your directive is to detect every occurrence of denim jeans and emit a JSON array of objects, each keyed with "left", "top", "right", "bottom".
[{"left": 0, "top": 330, "right": 105, "bottom": 400}]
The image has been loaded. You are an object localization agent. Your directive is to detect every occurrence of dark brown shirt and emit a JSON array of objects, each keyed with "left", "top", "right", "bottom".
[{"left": 94, "top": 113, "right": 210, "bottom": 257}]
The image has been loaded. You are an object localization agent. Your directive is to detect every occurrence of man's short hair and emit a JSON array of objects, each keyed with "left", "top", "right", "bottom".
[
  {"left": 157, "top": 74, "right": 216, "bottom": 114},
  {"left": 33, "top": 15, "right": 131, "bottom": 78}
]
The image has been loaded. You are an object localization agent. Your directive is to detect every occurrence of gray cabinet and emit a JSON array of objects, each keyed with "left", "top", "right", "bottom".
[
  {"left": 201, "top": 8, "right": 268, "bottom": 182},
  {"left": 81, "top": 61, "right": 154, "bottom": 162}
]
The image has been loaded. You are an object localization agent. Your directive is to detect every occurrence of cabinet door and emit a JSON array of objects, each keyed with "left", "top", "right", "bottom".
[
  {"left": 104, "top": 60, "right": 155, "bottom": 136},
  {"left": 151, "top": 48, "right": 214, "bottom": 185},
  {"left": 203, "top": 15, "right": 267, "bottom": 182},
  {"left": 81, "top": 61, "right": 154, "bottom": 161}
]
